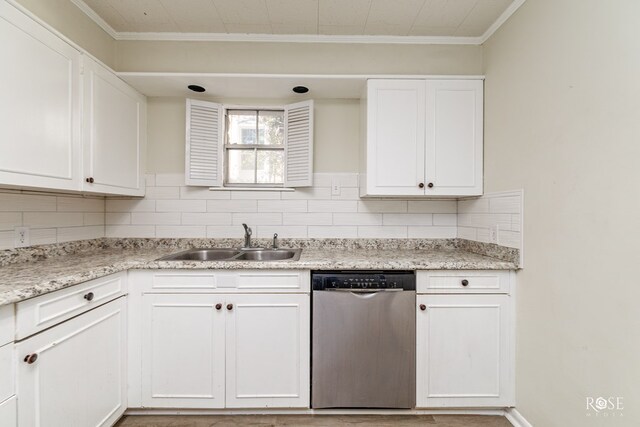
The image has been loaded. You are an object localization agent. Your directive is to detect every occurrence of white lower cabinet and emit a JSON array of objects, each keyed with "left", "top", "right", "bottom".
[
  {"left": 416, "top": 293, "right": 514, "bottom": 408},
  {"left": 16, "top": 297, "right": 127, "bottom": 427},
  {"left": 139, "top": 290, "right": 310, "bottom": 409},
  {"left": 0, "top": 396, "right": 17, "bottom": 426}
]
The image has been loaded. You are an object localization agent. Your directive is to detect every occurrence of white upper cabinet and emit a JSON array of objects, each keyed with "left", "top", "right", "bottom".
[
  {"left": 0, "top": 2, "right": 82, "bottom": 192},
  {"left": 360, "top": 78, "right": 483, "bottom": 197},
  {"left": 83, "top": 57, "right": 146, "bottom": 196}
]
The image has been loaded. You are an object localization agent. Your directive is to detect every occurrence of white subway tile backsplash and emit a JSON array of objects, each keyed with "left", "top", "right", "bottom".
[
  {"left": 57, "top": 226, "right": 103, "bottom": 242},
  {"left": 0, "top": 193, "right": 56, "bottom": 212},
  {"left": 256, "top": 225, "right": 308, "bottom": 238},
  {"left": 232, "top": 213, "right": 282, "bottom": 226},
  {"left": 490, "top": 196, "right": 521, "bottom": 214},
  {"left": 308, "top": 200, "right": 358, "bottom": 213},
  {"left": 106, "top": 213, "right": 131, "bottom": 225},
  {"left": 83, "top": 213, "right": 105, "bottom": 226},
  {"left": 231, "top": 191, "right": 281, "bottom": 200},
  {"left": 358, "top": 200, "right": 407, "bottom": 213},
  {"left": 408, "top": 226, "right": 457, "bottom": 238},
  {"left": 458, "top": 198, "right": 490, "bottom": 213},
  {"left": 333, "top": 213, "right": 382, "bottom": 226},
  {"left": 308, "top": 226, "right": 358, "bottom": 238},
  {"left": 57, "top": 197, "right": 104, "bottom": 212},
  {"left": 24, "top": 212, "right": 83, "bottom": 228},
  {"left": 282, "top": 213, "right": 332, "bottom": 226},
  {"left": 156, "top": 225, "right": 207, "bottom": 238},
  {"left": 106, "top": 199, "right": 155, "bottom": 213},
  {"left": 145, "top": 174, "right": 156, "bottom": 187},
  {"left": 433, "top": 213, "right": 457, "bottom": 226},
  {"left": 0, "top": 231, "right": 13, "bottom": 250},
  {"left": 30, "top": 228, "right": 57, "bottom": 246},
  {"left": 181, "top": 213, "right": 232, "bottom": 226},
  {"left": 408, "top": 200, "right": 457, "bottom": 214},
  {"left": 312, "top": 173, "right": 333, "bottom": 187},
  {"left": 499, "top": 230, "right": 520, "bottom": 248},
  {"left": 281, "top": 187, "right": 332, "bottom": 200},
  {"left": 207, "top": 200, "right": 257, "bottom": 213},
  {"left": 331, "top": 187, "right": 360, "bottom": 200},
  {"left": 457, "top": 226, "right": 477, "bottom": 240},
  {"left": 206, "top": 226, "right": 239, "bottom": 238},
  {"left": 106, "top": 225, "right": 155, "bottom": 238},
  {"left": 257, "top": 200, "right": 307, "bottom": 213},
  {"left": 383, "top": 214, "right": 433, "bottom": 226},
  {"left": 131, "top": 212, "right": 181, "bottom": 225},
  {"left": 180, "top": 187, "right": 231, "bottom": 200},
  {"left": 156, "top": 200, "right": 206, "bottom": 213},
  {"left": 357, "top": 226, "right": 407, "bottom": 238}
]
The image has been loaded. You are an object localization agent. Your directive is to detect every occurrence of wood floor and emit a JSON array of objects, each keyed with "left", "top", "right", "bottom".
[{"left": 115, "top": 414, "right": 513, "bottom": 427}]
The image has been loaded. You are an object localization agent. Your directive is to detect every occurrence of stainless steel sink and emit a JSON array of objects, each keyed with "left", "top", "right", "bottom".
[
  {"left": 157, "top": 248, "right": 302, "bottom": 262},
  {"left": 234, "top": 249, "right": 301, "bottom": 261}
]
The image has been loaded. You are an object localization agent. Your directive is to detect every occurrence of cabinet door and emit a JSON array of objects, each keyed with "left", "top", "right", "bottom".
[
  {"left": 0, "top": 2, "right": 81, "bottom": 192},
  {"left": 17, "top": 297, "right": 126, "bottom": 427},
  {"left": 364, "top": 79, "right": 426, "bottom": 196},
  {"left": 226, "top": 294, "right": 310, "bottom": 408},
  {"left": 416, "top": 294, "right": 513, "bottom": 408},
  {"left": 141, "top": 294, "right": 225, "bottom": 408},
  {"left": 0, "top": 396, "right": 17, "bottom": 427},
  {"left": 425, "top": 80, "right": 483, "bottom": 196},
  {"left": 83, "top": 57, "right": 146, "bottom": 196}
]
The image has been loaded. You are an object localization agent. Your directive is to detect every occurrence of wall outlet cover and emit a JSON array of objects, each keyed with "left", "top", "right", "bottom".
[
  {"left": 14, "top": 226, "right": 30, "bottom": 248},
  {"left": 490, "top": 225, "right": 498, "bottom": 244}
]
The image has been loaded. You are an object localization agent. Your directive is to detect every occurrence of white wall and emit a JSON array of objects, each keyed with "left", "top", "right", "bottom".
[
  {"left": 147, "top": 97, "right": 360, "bottom": 174},
  {"left": 483, "top": 0, "right": 640, "bottom": 425}
]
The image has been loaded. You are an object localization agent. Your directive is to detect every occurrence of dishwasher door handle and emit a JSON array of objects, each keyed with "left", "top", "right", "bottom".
[{"left": 325, "top": 288, "right": 404, "bottom": 293}]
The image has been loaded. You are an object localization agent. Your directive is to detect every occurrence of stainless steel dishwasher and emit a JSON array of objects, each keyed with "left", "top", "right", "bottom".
[{"left": 311, "top": 271, "right": 416, "bottom": 409}]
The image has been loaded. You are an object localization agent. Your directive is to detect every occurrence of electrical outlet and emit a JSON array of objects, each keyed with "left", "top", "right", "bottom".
[
  {"left": 331, "top": 177, "right": 341, "bottom": 196},
  {"left": 490, "top": 225, "right": 498, "bottom": 244},
  {"left": 14, "top": 226, "right": 30, "bottom": 248}
]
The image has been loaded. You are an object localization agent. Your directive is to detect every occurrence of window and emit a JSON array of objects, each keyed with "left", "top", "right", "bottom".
[
  {"left": 185, "top": 99, "right": 313, "bottom": 189},
  {"left": 225, "top": 109, "right": 284, "bottom": 186}
]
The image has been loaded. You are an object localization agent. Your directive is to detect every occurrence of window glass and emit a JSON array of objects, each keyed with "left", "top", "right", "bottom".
[
  {"left": 227, "top": 110, "right": 257, "bottom": 145},
  {"left": 227, "top": 149, "right": 255, "bottom": 184},
  {"left": 258, "top": 111, "right": 284, "bottom": 145},
  {"left": 257, "top": 150, "right": 284, "bottom": 184}
]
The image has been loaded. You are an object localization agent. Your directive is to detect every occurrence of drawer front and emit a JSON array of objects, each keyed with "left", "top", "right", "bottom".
[
  {"left": 417, "top": 271, "right": 510, "bottom": 294},
  {"left": 145, "top": 270, "right": 310, "bottom": 293},
  {"left": 0, "top": 395, "right": 16, "bottom": 427},
  {"left": 0, "top": 305, "right": 14, "bottom": 346},
  {"left": 16, "top": 272, "right": 126, "bottom": 340},
  {"left": 0, "top": 344, "right": 14, "bottom": 402}
]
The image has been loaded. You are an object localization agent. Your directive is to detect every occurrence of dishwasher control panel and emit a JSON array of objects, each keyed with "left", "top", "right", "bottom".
[{"left": 311, "top": 271, "right": 415, "bottom": 291}]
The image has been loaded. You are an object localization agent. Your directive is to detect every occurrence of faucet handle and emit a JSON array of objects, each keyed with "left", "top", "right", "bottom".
[
  {"left": 272, "top": 233, "right": 278, "bottom": 249},
  {"left": 242, "top": 223, "right": 252, "bottom": 236}
]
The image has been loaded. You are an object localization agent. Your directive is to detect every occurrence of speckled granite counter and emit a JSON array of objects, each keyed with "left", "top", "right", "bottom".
[{"left": 0, "top": 238, "right": 518, "bottom": 306}]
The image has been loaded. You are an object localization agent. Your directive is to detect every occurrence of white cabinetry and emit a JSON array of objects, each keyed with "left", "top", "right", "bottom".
[
  {"left": 16, "top": 297, "right": 127, "bottom": 427},
  {"left": 0, "top": 1, "right": 81, "bottom": 192},
  {"left": 416, "top": 271, "right": 514, "bottom": 408},
  {"left": 132, "top": 270, "right": 310, "bottom": 409},
  {"left": 83, "top": 57, "right": 146, "bottom": 196},
  {"left": 361, "top": 79, "right": 483, "bottom": 197}
]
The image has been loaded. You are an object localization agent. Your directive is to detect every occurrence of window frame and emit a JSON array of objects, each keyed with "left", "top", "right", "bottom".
[{"left": 223, "top": 106, "right": 286, "bottom": 189}]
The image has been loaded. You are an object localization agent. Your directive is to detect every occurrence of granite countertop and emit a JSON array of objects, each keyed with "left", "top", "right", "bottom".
[{"left": 0, "top": 239, "right": 518, "bottom": 306}]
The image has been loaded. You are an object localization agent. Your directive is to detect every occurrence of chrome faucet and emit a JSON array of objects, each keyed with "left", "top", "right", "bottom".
[
  {"left": 272, "top": 233, "right": 279, "bottom": 249},
  {"left": 241, "top": 223, "right": 252, "bottom": 249}
]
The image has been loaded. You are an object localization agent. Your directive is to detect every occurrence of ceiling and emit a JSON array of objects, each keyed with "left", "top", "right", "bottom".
[{"left": 73, "top": 0, "right": 524, "bottom": 43}]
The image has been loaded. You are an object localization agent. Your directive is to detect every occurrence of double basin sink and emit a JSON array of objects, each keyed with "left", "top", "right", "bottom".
[{"left": 158, "top": 248, "right": 302, "bottom": 262}]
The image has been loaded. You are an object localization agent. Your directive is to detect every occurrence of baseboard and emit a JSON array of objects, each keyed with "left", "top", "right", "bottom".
[
  {"left": 505, "top": 408, "right": 533, "bottom": 427},
  {"left": 125, "top": 408, "right": 506, "bottom": 417}
]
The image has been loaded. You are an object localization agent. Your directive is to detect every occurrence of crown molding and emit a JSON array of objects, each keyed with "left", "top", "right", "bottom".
[
  {"left": 480, "top": 0, "right": 527, "bottom": 44},
  {"left": 70, "top": 0, "right": 526, "bottom": 46}
]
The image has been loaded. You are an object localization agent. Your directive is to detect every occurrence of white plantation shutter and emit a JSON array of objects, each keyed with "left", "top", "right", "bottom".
[
  {"left": 284, "top": 100, "right": 314, "bottom": 187},
  {"left": 185, "top": 99, "right": 223, "bottom": 186}
]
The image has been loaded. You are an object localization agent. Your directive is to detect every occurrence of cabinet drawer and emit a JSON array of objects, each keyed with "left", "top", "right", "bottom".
[
  {"left": 0, "top": 395, "right": 16, "bottom": 427},
  {"left": 16, "top": 272, "right": 126, "bottom": 340},
  {"left": 0, "top": 305, "right": 14, "bottom": 346},
  {"left": 0, "top": 344, "right": 14, "bottom": 402},
  {"left": 417, "top": 271, "right": 510, "bottom": 294},
  {"left": 146, "top": 270, "right": 310, "bottom": 293}
]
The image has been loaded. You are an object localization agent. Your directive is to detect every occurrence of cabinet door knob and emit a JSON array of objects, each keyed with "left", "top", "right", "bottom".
[
  {"left": 418, "top": 183, "right": 425, "bottom": 189},
  {"left": 427, "top": 182, "right": 434, "bottom": 188},
  {"left": 461, "top": 279, "right": 469, "bottom": 287},
  {"left": 215, "top": 303, "right": 222, "bottom": 310},
  {"left": 24, "top": 353, "right": 38, "bottom": 364},
  {"left": 84, "top": 292, "right": 95, "bottom": 301},
  {"left": 86, "top": 177, "right": 94, "bottom": 183},
  {"left": 227, "top": 304, "right": 233, "bottom": 311},
  {"left": 419, "top": 304, "right": 426, "bottom": 311}
]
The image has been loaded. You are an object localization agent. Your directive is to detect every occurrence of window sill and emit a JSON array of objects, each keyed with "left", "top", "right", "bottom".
[{"left": 208, "top": 187, "right": 295, "bottom": 192}]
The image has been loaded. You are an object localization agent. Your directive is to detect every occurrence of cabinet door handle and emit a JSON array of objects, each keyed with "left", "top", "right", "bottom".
[
  {"left": 227, "top": 304, "right": 233, "bottom": 311},
  {"left": 85, "top": 177, "right": 94, "bottom": 183},
  {"left": 84, "top": 292, "right": 95, "bottom": 301},
  {"left": 215, "top": 303, "right": 222, "bottom": 310},
  {"left": 427, "top": 182, "right": 434, "bottom": 188},
  {"left": 24, "top": 353, "right": 38, "bottom": 364},
  {"left": 461, "top": 279, "right": 469, "bottom": 287},
  {"left": 419, "top": 304, "right": 426, "bottom": 311},
  {"left": 418, "top": 183, "right": 425, "bottom": 189}
]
